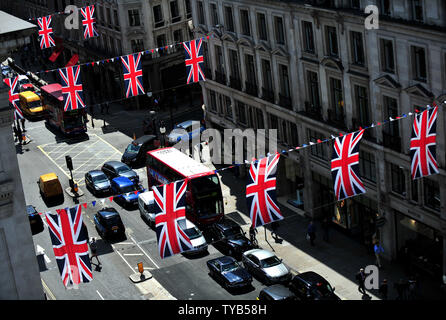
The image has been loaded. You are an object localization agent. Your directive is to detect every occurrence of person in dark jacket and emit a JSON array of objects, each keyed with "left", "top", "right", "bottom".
[
  {"left": 356, "top": 268, "right": 368, "bottom": 296},
  {"left": 379, "top": 279, "right": 388, "bottom": 300},
  {"left": 307, "top": 220, "right": 316, "bottom": 246}
]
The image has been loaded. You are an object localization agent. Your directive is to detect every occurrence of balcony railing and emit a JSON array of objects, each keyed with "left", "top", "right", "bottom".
[
  {"left": 245, "top": 81, "right": 258, "bottom": 96},
  {"left": 172, "top": 16, "right": 181, "bottom": 23},
  {"left": 261, "top": 87, "right": 275, "bottom": 103},
  {"left": 229, "top": 76, "right": 242, "bottom": 91},
  {"left": 327, "top": 108, "right": 347, "bottom": 130},
  {"left": 302, "top": 101, "right": 323, "bottom": 121},
  {"left": 279, "top": 93, "right": 292, "bottom": 110},
  {"left": 215, "top": 70, "right": 226, "bottom": 85},
  {"left": 383, "top": 132, "right": 401, "bottom": 152},
  {"left": 155, "top": 20, "right": 165, "bottom": 28}
]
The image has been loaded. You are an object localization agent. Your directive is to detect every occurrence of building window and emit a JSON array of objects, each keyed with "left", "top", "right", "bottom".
[
  {"left": 209, "top": 90, "right": 217, "bottom": 112},
  {"left": 257, "top": 13, "right": 268, "bottom": 41},
  {"left": 302, "top": 21, "right": 315, "bottom": 54},
  {"left": 116, "top": 39, "right": 122, "bottom": 55},
  {"left": 113, "top": 9, "right": 120, "bottom": 30},
  {"left": 274, "top": 16, "right": 285, "bottom": 45},
  {"left": 128, "top": 9, "right": 140, "bottom": 27},
  {"left": 279, "top": 64, "right": 290, "bottom": 98},
  {"left": 379, "top": 0, "right": 391, "bottom": 15},
  {"left": 236, "top": 101, "right": 247, "bottom": 125},
  {"left": 307, "top": 71, "right": 320, "bottom": 110},
  {"left": 156, "top": 34, "right": 166, "bottom": 48},
  {"left": 240, "top": 9, "right": 250, "bottom": 36},
  {"left": 224, "top": 6, "right": 234, "bottom": 32},
  {"left": 289, "top": 122, "right": 299, "bottom": 147},
  {"left": 411, "top": 0, "right": 424, "bottom": 22},
  {"left": 359, "top": 151, "right": 376, "bottom": 183},
  {"left": 210, "top": 3, "right": 218, "bottom": 26},
  {"left": 256, "top": 109, "right": 264, "bottom": 128},
  {"left": 355, "top": 85, "right": 370, "bottom": 127},
  {"left": 225, "top": 96, "right": 232, "bottom": 119},
  {"left": 350, "top": 31, "right": 365, "bottom": 66},
  {"left": 229, "top": 49, "right": 240, "bottom": 79},
  {"left": 197, "top": 1, "right": 205, "bottom": 25},
  {"left": 383, "top": 96, "right": 399, "bottom": 136},
  {"left": 269, "top": 113, "right": 278, "bottom": 130},
  {"left": 350, "top": 0, "right": 360, "bottom": 9},
  {"left": 380, "top": 38, "right": 394, "bottom": 73},
  {"left": 173, "top": 29, "right": 183, "bottom": 42},
  {"left": 308, "top": 129, "right": 327, "bottom": 160},
  {"left": 424, "top": 179, "right": 440, "bottom": 212},
  {"left": 325, "top": 26, "right": 338, "bottom": 57},
  {"left": 153, "top": 5, "right": 164, "bottom": 27},
  {"left": 215, "top": 45, "right": 224, "bottom": 72},
  {"left": 330, "top": 78, "right": 343, "bottom": 119},
  {"left": 170, "top": 0, "right": 180, "bottom": 21},
  {"left": 97, "top": 5, "right": 103, "bottom": 25},
  {"left": 391, "top": 163, "right": 406, "bottom": 196},
  {"left": 411, "top": 46, "right": 427, "bottom": 82},
  {"left": 411, "top": 179, "right": 419, "bottom": 203},
  {"left": 106, "top": 7, "right": 112, "bottom": 28},
  {"left": 261, "top": 59, "right": 273, "bottom": 91},
  {"left": 131, "top": 39, "right": 144, "bottom": 52},
  {"left": 185, "top": 0, "right": 192, "bottom": 18}
]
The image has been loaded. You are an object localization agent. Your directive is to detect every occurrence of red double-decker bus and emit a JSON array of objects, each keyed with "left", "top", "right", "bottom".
[
  {"left": 41, "top": 83, "right": 87, "bottom": 136},
  {"left": 146, "top": 147, "right": 224, "bottom": 227}
]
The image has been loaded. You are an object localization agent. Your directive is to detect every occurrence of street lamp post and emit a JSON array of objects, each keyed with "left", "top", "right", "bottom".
[{"left": 159, "top": 121, "right": 166, "bottom": 147}]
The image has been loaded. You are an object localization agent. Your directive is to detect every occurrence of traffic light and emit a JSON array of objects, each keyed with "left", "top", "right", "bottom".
[{"left": 65, "top": 155, "right": 73, "bottom": 171}]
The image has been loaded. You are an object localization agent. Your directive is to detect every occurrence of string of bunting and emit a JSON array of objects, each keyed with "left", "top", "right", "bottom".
[
  {"left": 36, "top": 100, "right": 445, "bottom": 216},
  {"left": 30, "top": 35, "right": 212, "bottom": 76}
]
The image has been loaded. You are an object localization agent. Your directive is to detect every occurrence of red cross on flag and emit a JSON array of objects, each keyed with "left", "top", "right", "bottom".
[
  {"left": 121, "top": 53, "right": 144, "bottom": 98},
  {"left": 37, "top": 15, "right": 55, "bottom": 49},
  {"left": 59, "top": 65, "right": 86, "bottom": 111},
  {"left": 3, "top": 77, "right": 24, "bottom": 120},
  {"left": 81, "top": 5, "right": 98, "bottom": 39},
  {"left": 183, "top": 39, "right": 205, "bottom": 84}
]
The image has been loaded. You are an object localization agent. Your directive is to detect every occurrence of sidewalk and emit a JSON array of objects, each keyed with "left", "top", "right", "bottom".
[{"left": 196, "top": 146, "right": 445, "bottom": 301}]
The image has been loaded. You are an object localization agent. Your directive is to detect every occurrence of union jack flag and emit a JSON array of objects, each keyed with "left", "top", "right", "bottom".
[
  {"left": 153, "top": 181, "right": 193, "bottom": 259},
  {"left": 410, "top": 107, "right": 439, "bottom": 179},
  {"left": 183, "top": 39, "right": 205, "bottom": 84},
  {"left": 121, "top": 53, "right": 144, "bottom": 98},
  {"left": 37, "top": 15, "right": 55, "bottom": 49},
  {"left": 59, "top": 65, "right": 86, "bottom": 111},
  {"left": 45, "top": 205, "right": 93, "bottom": 287},
  {"left": 246, "top": 153, "right": 283, "bottom": 229},
  {"left": 80, "top": 5, "right": 98, "bottom": 39},
  {"left": 3, "top": 77, "right": 24, "bottom": 120},
  {"left": 331, "top": 130, "right": 366, "bottom": 201}
]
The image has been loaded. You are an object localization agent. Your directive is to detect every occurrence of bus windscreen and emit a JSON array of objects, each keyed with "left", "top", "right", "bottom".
[{"left": 189, "top": 175, "right": 223, "bottom": 219}]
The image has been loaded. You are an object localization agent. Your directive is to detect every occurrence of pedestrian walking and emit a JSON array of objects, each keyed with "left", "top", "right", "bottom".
[
  {"left": 13, "top": 124, "right": 19, "bottom": 142},
  {"left": 379, "top": 279, "right": 388, "bottom": 300},
  {"left": 356, "top": 268, "right": 368, "bottom": 296},
  {"left": 271, "top": 221, "right": 282, "bottom": 244},
  {"left": 374, "top": 242, "right": 384, "bottom": 268},
  {"left": 322, "top": 217, "right": 330, "bottom": 242},
  {"left": 16, "top": 125, "right": 22, "bottom": 145},
  {"left": 89, "top": 237, "right": 101, "bottom": 266},
  {"left": 249, "top": 226, "right": 258, "bottom": 247},
  {"left": 20, "top": 118, "right": 26, "bottom": 132},
  {"left": 307, "top": 220, "right": 316, "bottom": 246}
]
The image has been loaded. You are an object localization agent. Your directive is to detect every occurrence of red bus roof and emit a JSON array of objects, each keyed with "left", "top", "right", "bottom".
[
  {"left": 41, "top": 83, "right": 63, "bottom": 101},
  {"left": 148, "top": 147, "right": 214, "bottom": 178}
]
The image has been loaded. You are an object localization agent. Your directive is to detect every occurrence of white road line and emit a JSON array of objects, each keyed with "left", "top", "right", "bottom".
[
  {"left": 113, "top": 242, "right": 134, "bottom": 245},
  {"left": 123, "top": 253, "right": 144, "bottom": 256},
  {"left": 129, "top": 235, "right": 159, "bottom": 269},
  {"left": 96, "top": 290, "right": 105, "bottom": 300},
  {"left": 112, "top": 244, "right": 137, "bottom": 273}
]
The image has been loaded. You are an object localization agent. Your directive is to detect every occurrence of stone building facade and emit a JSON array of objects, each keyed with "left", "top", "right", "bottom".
[{"left": 191, "top": 0, "right": 446, "bottom": 278}]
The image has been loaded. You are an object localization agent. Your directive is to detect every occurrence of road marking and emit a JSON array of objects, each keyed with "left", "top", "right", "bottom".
[
  {"left": 41, "top": 279, "right": 56, "bottom": 300},
  {"left": 71, "top": 139, "right": 102, "bottom": 160},
  {"left": 113, "top": 242, "right": 134, "bottom": 245},
  {"left": 111, "top": 244, "right": 137, "bottom": 273},
  {"left": 36, "top": 244, "right": 51, "bottom": 264},
  {"left": 129, "top": 235, "right": 159, "bottom": 269},
  {"left": 96, "top": 290, "right": 105, "bottom": 300},
  {"left": 123, "top": 253, "right": 144, "bottom": 256},
  {"left": 37, "top": 145, "right": 73, "bottom": 181},
  {"left": 92, "top": 133, "right": 123, "bottom": 155}
]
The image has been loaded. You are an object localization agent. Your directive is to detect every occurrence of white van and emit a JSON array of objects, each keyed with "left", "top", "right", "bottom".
[{"left": 138, "top": 191, "right": 156, "bottom": 227}]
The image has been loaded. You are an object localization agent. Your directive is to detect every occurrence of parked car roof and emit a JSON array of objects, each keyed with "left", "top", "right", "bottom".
[
  {"left": 133, "top": 135, "right": 157, "bottom": 145},
  {"left": 261, "top": 284, "right": 295, "bottom": 300},
  {"left": 244, "top": 248, "right": 275, "bottom": 260},
  {"left": 138, "top": 191, "right": 154, "bottom": 203},
  {"left": 104, "top": 161, "right": 128, "bottom": 168},
  {"left": 112, "top": 176, "right": 134, "bottom": 187},
  {"left": 296, "top": 271, "right": 330, "bottom": 286},
  {"left": 209, "top": 256, "right": 236, "bottom": 266},
  {"left": 89, "top": 170, "right": 107, "bottom": 177},
  {"left": 215, "top": 219, "right": 240, "bottom": 231},
  {"left": 97, "top": 207, "right": 119, "bottom": 218}
]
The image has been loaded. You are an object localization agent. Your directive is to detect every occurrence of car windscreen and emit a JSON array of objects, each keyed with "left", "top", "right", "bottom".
[
  {"left": 104, "top": 215, "right": 121, "bottom": 226},
  {"left": 116, "top": 165, "right": 131, "bottom": 173},
  {"left": 190, "top": 175, "right": 223, "bottom": 218},
  {"left": 182, "top": 227, "right": 202, "bottom": 240},
  {"left": 221, "top": 261, "right": 239, "bottom": 272},
  {"left": 92, "top": 174, "right": 108, "bottom": 183},
  {"left": 120, "top": 184, "right": 136, "bottom": 193},
  {"left": 126, "top": 143, "right": 141, "bottom": 154},
  {"left": 311, "top": 282, "right": 335, "bottom": 297},
  {"left": 26, "top": 206, "right": 37, "bottom": 216},
  {"left": 222, "top": 226, "right": 242, "bottom": 238},
  {"left": 260, "top": 256, "right": 282, "bottom": 268},
  {"left": 28, "top": 100, "right": 41, "bottom": 109}
]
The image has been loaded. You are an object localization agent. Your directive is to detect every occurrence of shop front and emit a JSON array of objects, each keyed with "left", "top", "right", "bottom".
[{"left": 394, "top": 210, "right": 443, "bottom": 279}]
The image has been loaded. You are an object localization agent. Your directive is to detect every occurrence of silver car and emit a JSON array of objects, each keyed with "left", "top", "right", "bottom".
[{"left": 242, "top": 249, "right": 291, "bottom": 285}]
